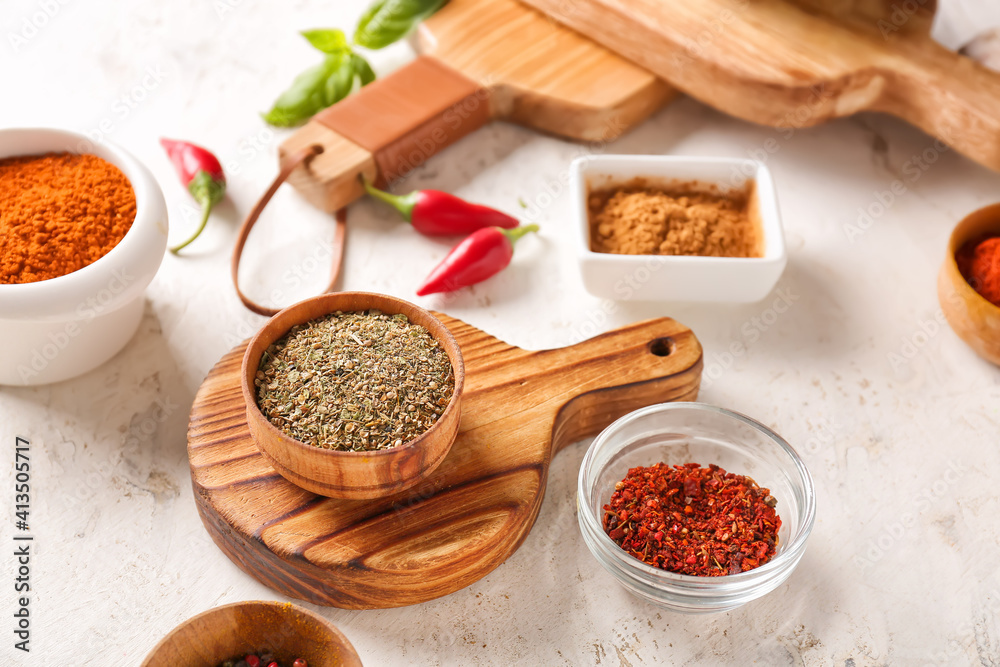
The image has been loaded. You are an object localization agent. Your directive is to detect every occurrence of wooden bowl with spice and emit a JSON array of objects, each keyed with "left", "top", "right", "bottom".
[
  {"left": 939, "top": 203, "right": 1000, "bottom": 365},
  {"left": 0, "top": 127, "right": 168, "bottom": 386},
  {"left": 141, "top": 600, "right": 362, "bottom": 667},
  {"left": 242, "top": 292, "right": 465, "bottom": 499}
]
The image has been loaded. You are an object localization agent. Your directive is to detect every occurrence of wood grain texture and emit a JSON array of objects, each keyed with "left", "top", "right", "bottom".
[
  {"left": 189, "top": 315, "right": 702, "bottom": 609},
  {"left": 518, "top": 0, "right": 1000, "bottom": 173},
  {"left": 278, "top": 123, "right": 376, "bottom": 212},
  {"left": 788, "top": 0, "right": 936, "bottom": 35},
  {"left": 242, "top": 293, "right": 466, "bottom": 499},
  {"left": 416, "top": 0, "right": 675, "bottom": 142},
  {"left": 141, "top": 601, "right": 362, "bottom": 667},
  {"left": 279, "top": 0, "right": 675, "bottom": 213}
]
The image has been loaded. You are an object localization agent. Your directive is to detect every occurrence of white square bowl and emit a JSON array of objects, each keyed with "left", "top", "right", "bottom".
[{"left": 571, "top": 155, "right": 787, "bottom": 303}]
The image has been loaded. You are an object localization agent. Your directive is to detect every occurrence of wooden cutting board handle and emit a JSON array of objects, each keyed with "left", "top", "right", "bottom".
[
  {"left": 276, "top": 0, "right": 676, "bottom": 213},
  {"left": 189, "top": 315, "right": 702, "bottom": 608},
  {"left": 519, "top": 0, "right": 1000, "bottom": 174},
  {"left": 878, "top": 42, "right": 1000, "bottom": 170},
  {"left": 789, "top": 0, "right": 937, "bottom": 35},
  {"left": 279, "top": 56, "right": 490, "bottom": 212}
]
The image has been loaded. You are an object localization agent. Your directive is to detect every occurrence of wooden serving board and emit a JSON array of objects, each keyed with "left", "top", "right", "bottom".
[
  {"left": 189, "top": 315, "right": 702, "bottom": 609},
  {"left": 517, "top": 0, "right": 1000, "bottom": 173},
  {"left": 279, "top": 0, "right": 676, "bottom": 212}
]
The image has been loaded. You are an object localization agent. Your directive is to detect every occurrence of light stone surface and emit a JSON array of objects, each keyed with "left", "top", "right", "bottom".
[{"left": 2, "top": 1, "right": 1000, "bottom": 665}]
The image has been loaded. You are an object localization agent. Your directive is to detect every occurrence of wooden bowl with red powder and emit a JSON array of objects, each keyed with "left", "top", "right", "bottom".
[
  {"left": 939, "top": 203, "right": 1000, "bottom": 366},
  {"left": 0, "top": 128, "right": 168, "bottom": 386}
]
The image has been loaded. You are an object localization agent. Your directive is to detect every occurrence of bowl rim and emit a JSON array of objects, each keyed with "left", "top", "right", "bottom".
[
  {"left": 0, "top": 126, "right": 168, "bottom": 317},
  {"left": 579, "top": 401, "right": 816, "bottom": 585},
  {"left": 943, "top": 202, "right": 1000, "bottom": 315},
  {"left": 241, "top": 291, "right": 466, "bottom": 461},
  {"left": 569, "top": 154, "right": 787, "bottom": 265},
  {"left": 140, "top": 599, "right": 361, "bottom": 666}
]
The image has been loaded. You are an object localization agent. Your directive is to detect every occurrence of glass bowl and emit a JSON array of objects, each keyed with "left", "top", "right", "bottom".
[{"left": 578, "top": 402, "right": 815, "bottom": 613}]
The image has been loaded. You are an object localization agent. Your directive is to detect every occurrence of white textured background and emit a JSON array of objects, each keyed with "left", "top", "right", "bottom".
[{"left": 2, "top": 1, "right": 1000, "bottom": 665}]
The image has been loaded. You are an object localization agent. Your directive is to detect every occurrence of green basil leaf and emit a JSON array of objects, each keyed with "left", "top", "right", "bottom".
[
  {"left": 263, "top": 55, "right": 347, "bottom": 127},
  {"left": 353, "top": 0, "right": 447, "bottom": 50},
  {"left": 355, "top": 1, "right": 387, "bottom": 46},
  {"left": 352, "top": 53, "right": 377, "bottom": 87},
  {"left": 301, "top": 28, "right": 349, "bottom": 54},
  {"left": 324, "top": 54, "right": 356, "bottom": 107},
  {"left": 260, "top": 107, "right": 302, "bottom": 128}
]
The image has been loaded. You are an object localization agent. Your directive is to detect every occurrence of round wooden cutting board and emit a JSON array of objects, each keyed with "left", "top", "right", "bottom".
[{"left": 188, "top": 314, "right": 702, "bottom": 609}]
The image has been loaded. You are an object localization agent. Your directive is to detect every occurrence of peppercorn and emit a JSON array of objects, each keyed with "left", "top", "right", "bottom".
[{"left": 217, "top": 654, "right": 307, "bottom": 667}]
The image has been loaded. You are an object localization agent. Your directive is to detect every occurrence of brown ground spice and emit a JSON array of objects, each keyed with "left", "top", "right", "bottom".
[
  {"left": 0, "top": 152, "right": 136, "bottom": 284},
  {"left": 589, "top": 181, "right": 761, "bottom": 258}
]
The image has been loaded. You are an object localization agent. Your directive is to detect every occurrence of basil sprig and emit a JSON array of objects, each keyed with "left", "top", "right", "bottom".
[
  {"left": 354, "top": 0, "right": 448, "bottom": 50},
  {"left": 263, "top": 30, "right": 376, "bottom": 127},
  {"left": 301, "top": 28, "right": 349, "bottom": 54},
  {"left": 263, "top": 1, "right": 447, "bottom": 127}
]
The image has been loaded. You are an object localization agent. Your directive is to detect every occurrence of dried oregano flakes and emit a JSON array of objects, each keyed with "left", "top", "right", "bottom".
[{"left": 255, "top": 309, "right": 455, "bottom": 452}]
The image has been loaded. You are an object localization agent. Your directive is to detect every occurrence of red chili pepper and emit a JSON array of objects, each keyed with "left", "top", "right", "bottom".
[
  {"left": 160, "top": 138, "right": 226, "bottom": 254},
  {"left": 362, "top": 177, "right": 518, "bottom": 235},
  {"left": 416, "top": 224, "right": 538, "bottom": 296}
]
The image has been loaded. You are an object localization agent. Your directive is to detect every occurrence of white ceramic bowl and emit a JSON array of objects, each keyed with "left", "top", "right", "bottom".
[
  {"left": 0, "top": 128, "right": 168, "bottom": 386},
  {"left": 571, "top": 155, "right": 787, "bottom": 303}
]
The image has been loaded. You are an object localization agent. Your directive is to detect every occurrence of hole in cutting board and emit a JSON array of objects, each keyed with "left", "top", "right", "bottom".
[{"left": 648, "top": 337, "right": 674, "bottom": 357}]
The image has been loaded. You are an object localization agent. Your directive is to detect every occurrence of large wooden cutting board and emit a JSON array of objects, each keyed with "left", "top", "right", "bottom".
[
  {"left": 518, "top": 0, "right": 1000, "bottom": 173},
  {"left": 188, "top": 315, "right": 702, "bottom": 608},
  {"left": 279, "top": 0, "right": 676, "bottom": 212}
]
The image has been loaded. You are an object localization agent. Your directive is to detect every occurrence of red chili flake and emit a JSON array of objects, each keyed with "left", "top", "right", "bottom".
[{"left": 602, "top": 463, "right": 781, "bottom": 576}]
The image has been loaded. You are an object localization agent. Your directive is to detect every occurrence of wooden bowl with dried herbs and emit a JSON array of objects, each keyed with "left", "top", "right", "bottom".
[{"left": 241, "top": 292, "right": 464, "bottom": 499}]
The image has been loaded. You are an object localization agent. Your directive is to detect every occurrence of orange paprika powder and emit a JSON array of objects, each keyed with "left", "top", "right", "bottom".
[
  {"left": 0, "top": 152, "right": 136, "bottom": 285},
  {"left": 956, "top": 236, "right": 1000, "bottom": 307}
]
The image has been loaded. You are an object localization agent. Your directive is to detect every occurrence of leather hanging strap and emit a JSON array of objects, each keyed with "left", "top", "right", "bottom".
[{"left": 231, "top": 145, "right": 347, "bottom": 317}]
